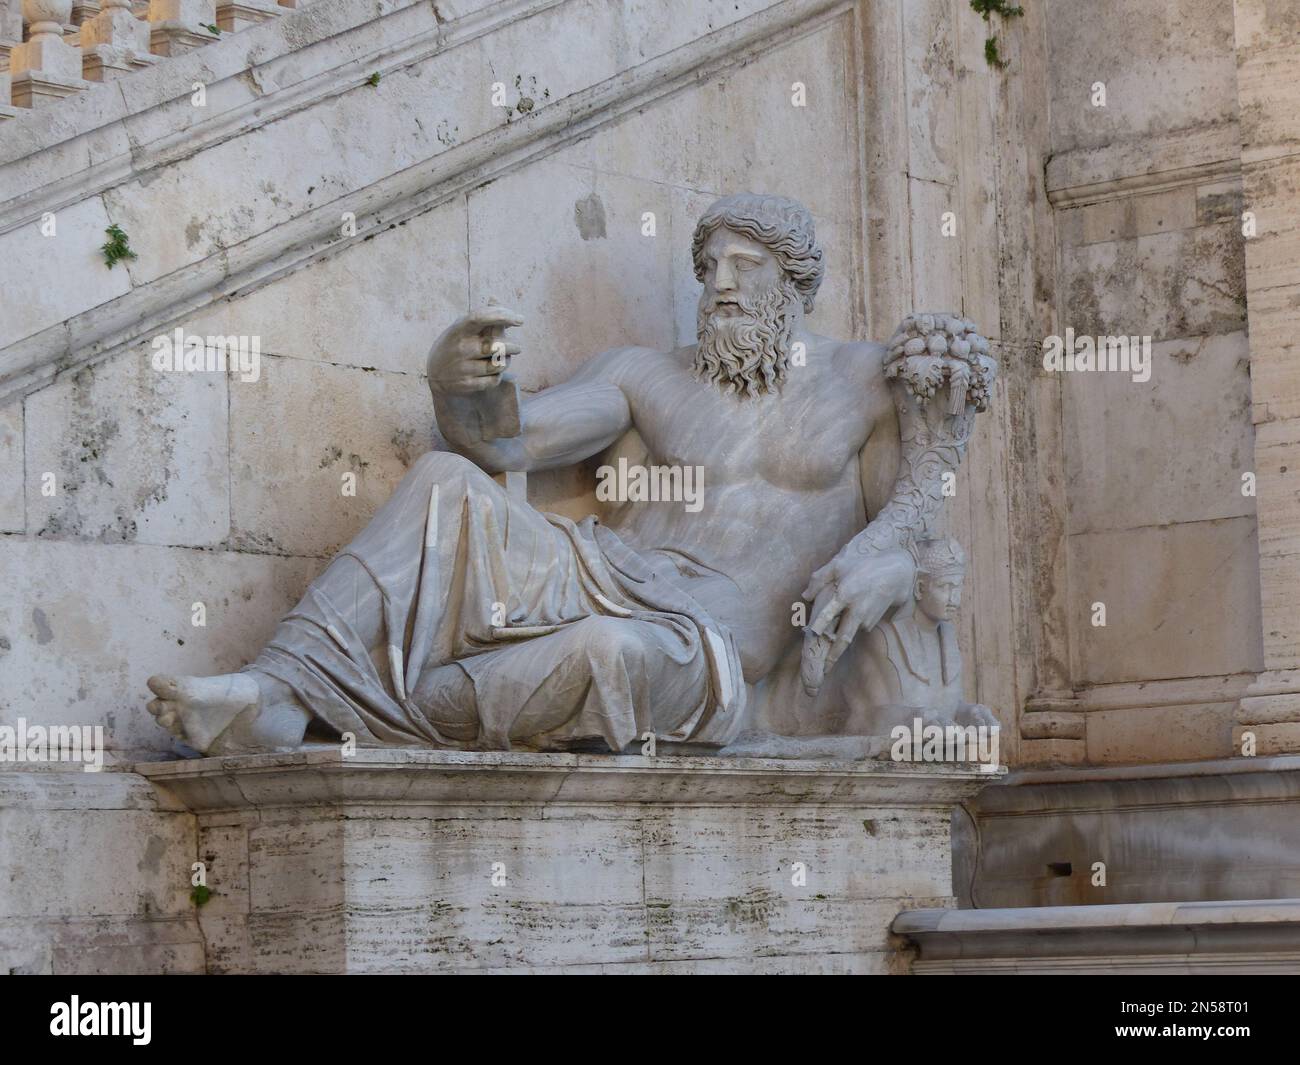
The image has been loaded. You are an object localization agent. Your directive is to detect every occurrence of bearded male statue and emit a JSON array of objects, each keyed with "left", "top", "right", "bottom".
[{"left": 146, "top": 193, "right": 997, "bottom": 756}]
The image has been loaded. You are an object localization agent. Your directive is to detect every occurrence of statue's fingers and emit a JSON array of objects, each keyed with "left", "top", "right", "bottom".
[
  {"left": 802, "top": 566, "right": 830, "bottom": 601},
  {"left": 825, "top": 609, "right": 865, "bottom": 670},
  {"left": 808, "top": 592, "right": 842, "bottom": 636},
  {"left": 464, "top": 306, "right": 526, "bottom": 332}
]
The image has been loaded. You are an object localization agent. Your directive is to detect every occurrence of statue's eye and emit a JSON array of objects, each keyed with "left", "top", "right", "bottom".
[{"left": 735, "top": 258, "right": 758, "bottom": 272}]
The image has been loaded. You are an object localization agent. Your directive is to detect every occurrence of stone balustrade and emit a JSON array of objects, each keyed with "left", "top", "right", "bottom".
[{"left": 0, "top": 0, "right": 298, "bottom": 116}]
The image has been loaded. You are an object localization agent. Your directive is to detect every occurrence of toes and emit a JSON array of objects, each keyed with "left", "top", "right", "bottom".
[{"left": 146, "top": 698, "right": 170, "bottom": 718}]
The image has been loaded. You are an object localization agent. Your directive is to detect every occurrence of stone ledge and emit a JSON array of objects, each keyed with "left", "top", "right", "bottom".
[
  {"left": 136, "top": 747, "right": 995, "bottom": 810},
  {"left": 895, "top": 899, "right": 1300, "bottom": 973}
]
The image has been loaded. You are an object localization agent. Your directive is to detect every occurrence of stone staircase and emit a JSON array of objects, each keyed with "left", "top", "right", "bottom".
[{"left": 0, "top": 0, "right": 304, "bottom": 118}]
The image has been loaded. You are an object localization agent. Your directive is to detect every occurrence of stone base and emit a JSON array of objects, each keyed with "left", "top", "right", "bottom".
[
  {"left": 10, "top": 71, "right": 90, "bottom": 110},
  {"left": 955, "top": 755, "right": 1300, "bottom": 907},
  {"left": 215, "top": 0, "right": 283, "bottom": 32},
  {"left": 0, "top": 768, "right": 203, "bottom": 975},
  {"left": 895, "top": 900, "right": 1300, "bottom": 973},
  {"left": 148, "top": 21, "right": 219, "bottom": 57},
  {"left": 137, "top": 749, "right": 992, "bottom": 974}
]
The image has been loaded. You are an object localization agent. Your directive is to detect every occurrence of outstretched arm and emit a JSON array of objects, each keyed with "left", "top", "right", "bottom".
[{"left": 429, "top": 307, "right": 633, "bottom": 474}]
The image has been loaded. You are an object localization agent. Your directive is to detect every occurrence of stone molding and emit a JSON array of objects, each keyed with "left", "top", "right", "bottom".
[
  {"left": 895, "top": 899, "right": 1300, "bottom": 973},
  {"left": 137, "top": 748, "right": 996, "bottom": 810},
  {"left": 1045, "top": 121, "right": 1241, "bottom": 208}
]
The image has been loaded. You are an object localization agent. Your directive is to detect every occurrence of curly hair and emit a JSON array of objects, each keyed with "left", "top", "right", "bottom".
[{"left": 691, "top": 193, "right": 824, "bottom": 314}]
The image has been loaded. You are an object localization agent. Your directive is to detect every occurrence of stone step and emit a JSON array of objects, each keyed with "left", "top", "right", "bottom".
[{"left": 894, "top": 898, "right": 1300, "bottom": 974}]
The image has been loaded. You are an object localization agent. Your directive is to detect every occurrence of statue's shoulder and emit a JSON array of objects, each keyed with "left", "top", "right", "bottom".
[
  {"left": 571, "top": 344, "right": 662, "bottom": 384},
  {"left": 825, "top": 337, "right": 888, "bottom": 392}
]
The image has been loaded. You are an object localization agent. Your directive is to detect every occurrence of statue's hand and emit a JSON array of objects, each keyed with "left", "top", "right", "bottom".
[
  {"left": 427, "top": 305, "right": 525, "bottom": 396},
  {"left": 800, "top": 547, "right": 915, "bottom": 687}
]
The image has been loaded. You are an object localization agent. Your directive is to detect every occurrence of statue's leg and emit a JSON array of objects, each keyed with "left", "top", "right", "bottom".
[
  {"left": 411, "top": 614, "right": 714, "bottom": 752},
  {"left": 149, "top": 450, "right": 566, "bottom": 754}
]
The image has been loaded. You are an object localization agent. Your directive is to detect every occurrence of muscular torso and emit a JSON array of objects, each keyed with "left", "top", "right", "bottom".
[{"left": 596, "top": 336, "right": 888, "bottom": 680}]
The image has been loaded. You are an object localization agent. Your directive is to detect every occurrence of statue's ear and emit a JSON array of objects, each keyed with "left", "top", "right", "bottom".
[{"left": 859, "top": 401, "right": 900, "bottom": 519}]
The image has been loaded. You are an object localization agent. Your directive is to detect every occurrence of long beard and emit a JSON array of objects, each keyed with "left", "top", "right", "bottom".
[{"left": 694, "top": 281, "right": 797, "bottom": 398}]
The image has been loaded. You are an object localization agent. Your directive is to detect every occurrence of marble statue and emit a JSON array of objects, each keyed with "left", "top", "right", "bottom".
[
  {"left": 146, "top": 193, "right": 997, "bottom": 756},
  {"left": 841, "top": 537, "right": 997, "bottom": 736}
]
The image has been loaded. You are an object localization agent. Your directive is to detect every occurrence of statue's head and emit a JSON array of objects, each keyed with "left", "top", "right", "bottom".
[
  {"left": 914, "top": 538, "right": 965, "bottom": 623},
  {"left": 691, "top": 193, "right": 825, "bottom": 398}
]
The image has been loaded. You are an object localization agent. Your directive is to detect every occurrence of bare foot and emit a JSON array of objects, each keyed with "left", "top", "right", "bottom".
[{"left": 147, "top": 673, "right": 263, "bottom": 754}]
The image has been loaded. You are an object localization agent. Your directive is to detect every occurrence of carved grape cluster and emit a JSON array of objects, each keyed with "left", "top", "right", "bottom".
[{"left": 883, "top": 313, "right": 997, "bottom": 413}]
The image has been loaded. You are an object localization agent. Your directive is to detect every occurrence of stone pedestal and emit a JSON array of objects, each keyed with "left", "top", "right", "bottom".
[{"left": 138, "top": 749, "right": 992, "bottom": 974}]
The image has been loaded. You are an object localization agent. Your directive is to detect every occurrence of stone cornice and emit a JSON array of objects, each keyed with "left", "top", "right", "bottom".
[
  {"left": 0, "top": 0, "right": 851, "bottom": 406},
  {"left": 136, "top": 748, "right": 995, "bottom": 810},
  {"left": 1045, "top": 121, "right": 1242, "bottom": 208}
]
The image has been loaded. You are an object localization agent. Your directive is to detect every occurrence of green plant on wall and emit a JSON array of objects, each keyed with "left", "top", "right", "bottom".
[
  {"left": 971, "top": 0, "right": 1024, "bottom": 69},
  {"left": 101, "top": 224, "right": 137, "bottom": 269}
]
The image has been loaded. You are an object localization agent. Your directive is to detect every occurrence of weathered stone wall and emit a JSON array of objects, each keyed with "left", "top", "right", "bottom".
[{"left": 1033, "top": 0, "right": 1262, "bottom": 764}]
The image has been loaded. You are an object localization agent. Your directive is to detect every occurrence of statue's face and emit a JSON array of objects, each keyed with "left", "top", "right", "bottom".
[
  {"left": 917, "top": 574, "right": 962, "bottom": 623},
  {"left": 697, "top": 227, "right": 787, "bottom": 323},
  {"left": 693, "top": 225, "right": 798, "bottom": 398}
]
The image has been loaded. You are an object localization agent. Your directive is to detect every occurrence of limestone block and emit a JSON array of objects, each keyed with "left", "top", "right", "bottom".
[
  {"left": 227, "top": 354, "right": 436, "bottom": 557},
  {"left": 1068, "top": 517, "right": 1264, "bottom": 685},
  {"left": 24, "top": 343, "right": 230, "bottom": 546},
  {"left": 1245, "top": 283, "right": 1300, "bottom": 423},
  {"left": 0, "top": 539, "right": 320, "bottom": 755},
  {"left": 1237, "top": 38, "right": 1300, "bottom": 162},
  {"left": 0, "top": 195, "right": 132, "bottom": 351},
  {"left": 1233, "top": 0, "right": 1300, "bottom": 53},
  {"left": 907, "top": 177, "right": 962, "bottom": 313},
  {"left": 185, "top": 197, "right": 468, "bottom": 376},
  {"left": 466, "top": 161, "right": 675, "bottom": 391},
  {"left": 0, "top": 768, "right": 203, "bottom": 975},
  {"left": 566, "top": 14, "right": 857, "bottom": 234},
  {"left": 1044, "top": 0, "right": 1238, "bottom": 154},
  {"left": 0, "top": 403, "right": 22, "bottom": 533},
  {"left": 1061, "top": 220, "right": 1246, "bottom": 339},
  {"left": 1252, "top": 415, "right": 1300, "bottom": 555},
  {"left": 901, "top": 0, "right": 959, "bottom": 186},
  {"left": 1062, "top": 331, "right": 1254, "bottom": 532},
  {"left": 1086, "top": 700, "right": 1237, "bottom": 764},
  {"left": 1259, "top": 550, "right": 1300, "bottom": 667},
  {"left": 1243, "top": 155, "right": 1300, "bottom": 294}
]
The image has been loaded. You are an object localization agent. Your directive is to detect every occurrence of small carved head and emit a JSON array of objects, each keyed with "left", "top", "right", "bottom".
[{"left": 914, "top": 538, "right": 966, "bottom": 623}]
